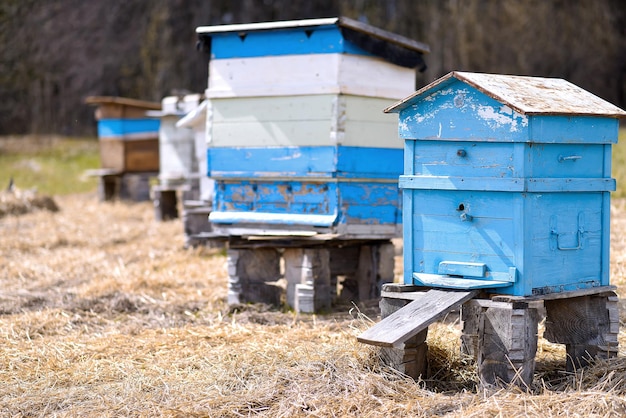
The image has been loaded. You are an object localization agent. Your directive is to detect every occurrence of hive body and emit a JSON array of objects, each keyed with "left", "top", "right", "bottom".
[
  {"left": 388, "top": 72, "right": 624, "bottom": 296},
  {"left": 197, "top": 17, "right": 429, "bottom": 239}
]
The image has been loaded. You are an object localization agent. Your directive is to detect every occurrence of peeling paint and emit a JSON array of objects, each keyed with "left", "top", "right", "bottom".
[
  {"left": 473, "top": 104, "right": 528, "bottom": 132},
  {"left": 271, "top": 151, "right": 302, "bottom": 160}
]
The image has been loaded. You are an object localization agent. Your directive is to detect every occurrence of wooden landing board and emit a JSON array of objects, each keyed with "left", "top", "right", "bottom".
[{"left": 357, "top": 289, "right": 479, "bottom": 347}]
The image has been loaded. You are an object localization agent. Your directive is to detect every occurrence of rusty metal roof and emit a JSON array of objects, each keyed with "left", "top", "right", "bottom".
[{"left": 385, "top": 71, "right": 626, "bottom": 117}]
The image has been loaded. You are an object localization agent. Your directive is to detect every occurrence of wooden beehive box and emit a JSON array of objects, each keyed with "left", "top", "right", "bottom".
[
  {"left": 152, "top": 94, "right": 203, "bottom": 186},
  {"left": 195, "top": 17, "right": 429, "bottom": 239},
  {"left": 86, "top": 96, "right": 161, "bottom": 173},
  {"left": 386, "top": 71, "right": 626, "bottom": 296}
]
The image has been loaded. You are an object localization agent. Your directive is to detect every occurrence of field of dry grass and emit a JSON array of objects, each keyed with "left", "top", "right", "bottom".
[{"left": 2, "top": 183, "right": 626, "bottom": 416}]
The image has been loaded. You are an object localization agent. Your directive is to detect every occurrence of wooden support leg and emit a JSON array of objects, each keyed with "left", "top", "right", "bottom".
[
  {"left": 477, "top": 301, "right": 539, "bottom": 388},
  {"left": 153, "top": 189, "right": 178, "bottom": 221},
  {"left": 378, "top": 297, "right": 428, "bottom": 379},
  {"left": 543, "top": 291, "right": 619, "bottom": 372},
  {"left": 283, "top": 248, "right": 331, "bottom": 313},
  {"left": 337, "top": 242, "right": 395, "bottom": 303},
  {"left": 460, "top": 303, "right": 482, "bottom": 360},
  {"left": 98, "top": 175, "right": 119, "bottom": 201},
  {"left": 119, "top": 173, "right": 152, "bottom": 201},
  {"left": 331, "top": 246, "right": 360, "bottom": 303},
  {"left": 227, "top": 248, "right": 281, "bottom": 306}
]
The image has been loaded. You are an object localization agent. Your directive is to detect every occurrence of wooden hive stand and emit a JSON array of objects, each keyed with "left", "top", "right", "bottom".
[
  {"left": 226, "top": 239, "right": 396, "bottom": 313},
  {"left": 358, "top": 283, "right": 619, "bottom": 388}
]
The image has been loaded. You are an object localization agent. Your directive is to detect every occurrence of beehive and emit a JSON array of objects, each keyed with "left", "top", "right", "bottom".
[
  {"left": 153, "top": 94, "right": 203, "bottom": 187},
  {"left": 196, "top": 17, "right": 429, "bottom": 239},
  {"left": 85, "top": 96, "right": 161, "bottom": 173},
  {"left": 386, "top": 71, "right": 626, "bottom": 296}
]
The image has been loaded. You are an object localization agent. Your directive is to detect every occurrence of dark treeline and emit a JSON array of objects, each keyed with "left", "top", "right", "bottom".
[{"left": 0, "top": 0, "right": 624, "bottom": 136}]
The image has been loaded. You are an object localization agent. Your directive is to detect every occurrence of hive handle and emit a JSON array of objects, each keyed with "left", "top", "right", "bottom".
[
  {"left": 558, "top": 155, "right": 582, "bottom": 162},
  {"left": 550, "top": 213, "right": 585, "bottom": 251}
]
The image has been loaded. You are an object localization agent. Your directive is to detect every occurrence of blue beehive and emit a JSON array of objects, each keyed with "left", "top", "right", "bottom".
[
  {"left": 195, "top": 17, "right": 429, "bottom": 239},
  {"left": 85, "top": 96, "right": 161, "bottom": 173},
  {"left": 386, "top": 71, "right": 626, "bottom": 296}
]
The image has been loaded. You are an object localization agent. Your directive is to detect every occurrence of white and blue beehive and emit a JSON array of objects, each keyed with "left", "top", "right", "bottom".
[
  {"left": 195, "top": 17, "right": 429, "bottom": 239},
  {"left": 386, "top": 71, "right": 626, "bottom": 297}
]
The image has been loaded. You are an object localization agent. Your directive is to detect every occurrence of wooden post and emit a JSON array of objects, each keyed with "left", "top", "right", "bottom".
[
  {"left": 97, "top": 174, "right": 119, "bottom": 201},
  {"left": 378, "top": 297, "right": 428, "bottom": 379},
  {"left": 153, "top": 188, "right": 178, "bottom": 221},
  {"left": 119, "top": 173, "right": 153, "bottom": 201},
  {"left": 283, "top": 248, "right": 331, "bottom": 313},
  {"left": 460, "top": 303, "right": 482, "bottom": 360},
  {"left": 543, "top": 291, "right": 619, "bottom": 371},
  {"left": 336, "top": 241, "right": 395, "bottom": 303},
  {"left": 476, "top": 301, "right": 539, "bottom": 388},
  {"left": 227, "top": 248, "right": 281, "bottom": 306}
]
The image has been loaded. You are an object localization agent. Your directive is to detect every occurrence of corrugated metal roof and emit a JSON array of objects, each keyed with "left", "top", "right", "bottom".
[{"left": 386, "top": 71, "right": 626, "bottom": 117}]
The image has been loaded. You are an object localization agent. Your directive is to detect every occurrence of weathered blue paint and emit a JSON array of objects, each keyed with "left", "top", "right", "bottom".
[
  {"left": 529, "top": 116, "right": 619, "bottom": 144},
  {"left": 207, "top": 146, "right": 403, "bottom": 179},
  {"left": 399, "top": 175, "right": 615, "bottom": 192},
  {"left": 97, "top": 118, "right": 160, "bottom": 139},
  {"left": 210, "top": 179, "right": 400, "bottom": 227},
  {"left": 209, "top": 26, "right": 371, "bottom": 59},
  {"left": 397, "top": 82, "right": 530, "bottom": 142},
  {"left": 195, "top": 18, "right": 430, "bottom": 239},
  {"left": 404, "top": 189, "right": 607, "bottom": 295},
  {"left": 387, "top": 71, "right": 625, "bottom": 296}
]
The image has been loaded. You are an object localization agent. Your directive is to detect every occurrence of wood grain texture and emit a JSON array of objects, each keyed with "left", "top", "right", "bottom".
[
  {"left": 478, "top": 304, "right": 539, "bottom": 387},
  {"left": 226, "top": 248, "right": 282, "bottom": 305},
  {"left": 378, "top": 297, "right": 429, "bottom": 379},
  {"left": 543, "top": 292, "right": 619, "bottom": 371},
  {"left": 357, "top": 289, "right": 478, "bottom": 347}
]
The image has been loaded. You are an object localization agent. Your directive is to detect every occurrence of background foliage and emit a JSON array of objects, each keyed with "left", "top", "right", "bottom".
[{"left": 0, "top": 0, "right": 624, "bottom": 136}]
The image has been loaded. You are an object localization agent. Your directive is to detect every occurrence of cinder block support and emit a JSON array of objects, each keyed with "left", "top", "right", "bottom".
[
  {"left": 284, "top": 248, "right": 331, "bottom": 313},
  {"left": 227, "top": 248, "right": 281, "bottom": 306},
  {"left": 477, "top": 301, "right": 539, "bottom": 388},
  {"left": 543, "top": 291, "right": 619, "bottom": 371},
  {"left": 378, "top": 297, "right": 428, "bottom": 379}
]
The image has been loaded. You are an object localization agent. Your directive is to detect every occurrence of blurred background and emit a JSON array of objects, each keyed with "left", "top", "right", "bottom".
[{"left": 0, "top": 0, "right": 624, "bottom": 137}]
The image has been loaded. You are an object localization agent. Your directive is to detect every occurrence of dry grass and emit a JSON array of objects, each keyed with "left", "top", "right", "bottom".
[{"left": 1, "top": 192, "right": 626, "bottom": 417}]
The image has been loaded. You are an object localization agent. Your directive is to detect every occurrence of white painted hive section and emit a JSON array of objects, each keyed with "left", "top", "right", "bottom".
[
  {"left": 206, "top": 94, "right": 403, "bottom": 148},
  {"left": 206, "top": 54, "right": 416, "bottom": 100},
  {"left": 161, "top": 94, "right": 204, "bottom": 115}
]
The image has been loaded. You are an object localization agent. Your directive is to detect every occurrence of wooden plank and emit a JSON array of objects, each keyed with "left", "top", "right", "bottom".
[
  {"left": 209, "top": 95, "right": 402, "bottom": 148},
  {"left": 492, "top": 285, "right": 616, "bottom": 302},
  {"left": 207, "top": 54, "right": 414, "bottom": 100},
  {"left": 357, "top": 289, "right": 479, "bottom": 347},
  {"left": 85, "top": 96, "right": 161, "bottom": 109},
  {"left": 380, "top": 290, "right": 428, "bottom": 301}
]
